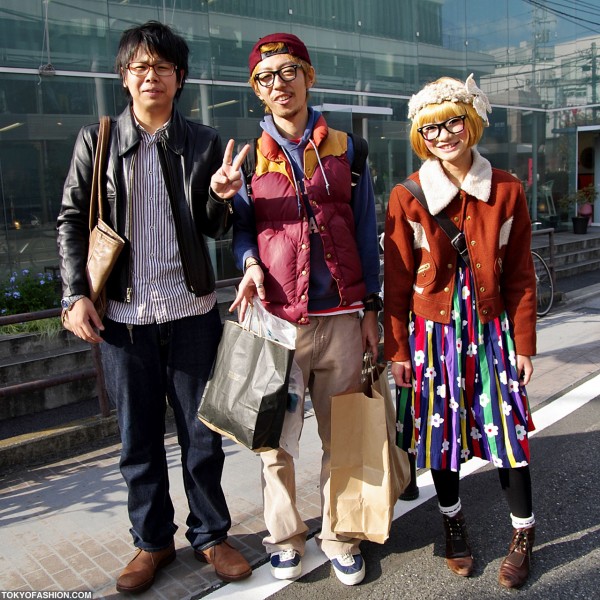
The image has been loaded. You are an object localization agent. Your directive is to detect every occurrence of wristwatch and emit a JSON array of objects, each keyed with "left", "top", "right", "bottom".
[
  {"left": 61, "top": 295, "right": 85, "bottom": 311},
  {"left": 363, "top": 293, "right": 383, "bottom": 312}
]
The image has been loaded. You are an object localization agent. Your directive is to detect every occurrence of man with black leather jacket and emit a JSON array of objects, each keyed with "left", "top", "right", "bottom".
[{"left": 56, "top": 21, "right": 251, "bottom": 594}]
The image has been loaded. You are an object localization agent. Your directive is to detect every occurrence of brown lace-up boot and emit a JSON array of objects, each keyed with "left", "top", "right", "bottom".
[
  {"left": 498, "top": 526, "right": 535, "bottom": 589},
  {"left": 442, "top": 511, "right": 474, "bottom": 577}
]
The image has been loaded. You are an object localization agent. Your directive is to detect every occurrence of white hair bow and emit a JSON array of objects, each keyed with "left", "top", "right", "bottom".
[{"left": 465, "top": 73, "right": 492, "bottom": 125}]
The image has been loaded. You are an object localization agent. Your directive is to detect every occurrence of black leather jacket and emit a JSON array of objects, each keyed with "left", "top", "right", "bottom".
[{"left": 57, "top": 105, "right": 230, "bottom": 301}]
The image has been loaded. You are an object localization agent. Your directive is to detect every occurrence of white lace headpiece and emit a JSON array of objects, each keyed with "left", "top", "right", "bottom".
[{"left": 407, "top": 73, "right": 492, "bottom": 125}]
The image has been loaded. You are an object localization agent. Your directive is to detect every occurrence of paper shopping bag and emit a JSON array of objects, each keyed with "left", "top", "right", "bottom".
[
  {"left": 330, "top": 361, "right": 409, "bottom": 544},
  {"left": 372, "top": 363, "right": 410, "bottom": 503},
  {"left": 197, "top": 319, "right": 294, "bottom": 451}
]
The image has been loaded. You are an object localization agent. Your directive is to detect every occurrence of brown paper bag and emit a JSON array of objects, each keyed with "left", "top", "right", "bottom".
[{"left": 330, "top": 361, "right": 409, "bottom": 544}]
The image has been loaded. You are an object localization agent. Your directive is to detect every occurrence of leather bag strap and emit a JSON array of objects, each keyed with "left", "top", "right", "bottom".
[
  {"left": 398, "top": 178, "right": 470, "bottom": 267},
  {"left": 89, "top": 116, "right": 111, "bottom": 231}
]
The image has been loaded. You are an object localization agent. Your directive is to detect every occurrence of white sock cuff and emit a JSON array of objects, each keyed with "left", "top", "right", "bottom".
[
  {"left": 439, "top": 499, "right": 462, "bottom": 518},
  {"left": 511, "top": 513, "right": 535, "bottom": 529}
]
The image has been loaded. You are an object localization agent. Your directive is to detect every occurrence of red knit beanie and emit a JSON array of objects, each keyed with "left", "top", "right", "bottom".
[{"left": 248, "top": 33, "right": 311, "bottom": 75}]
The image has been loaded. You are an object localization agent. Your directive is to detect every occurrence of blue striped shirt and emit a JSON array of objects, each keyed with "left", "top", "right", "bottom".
[{"left": 106, "top": 122, "right": 216, "bottom": 325}]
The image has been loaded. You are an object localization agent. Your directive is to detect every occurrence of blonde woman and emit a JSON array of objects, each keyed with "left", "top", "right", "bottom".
[{"left": 384, "top": 75, "right": 537, "bottom": 589}]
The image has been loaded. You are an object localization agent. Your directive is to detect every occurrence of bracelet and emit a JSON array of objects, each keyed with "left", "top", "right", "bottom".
[{"left": 244, "top": 258, "right": 261, "bottom": 272}]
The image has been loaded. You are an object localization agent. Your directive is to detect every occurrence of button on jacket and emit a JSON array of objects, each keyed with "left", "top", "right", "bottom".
[
  {"left": 384, "top": 151, "right": 536, "bottom": 363},
  {"left": 57, "top": 105, "right": 229, "bottom": 303}
]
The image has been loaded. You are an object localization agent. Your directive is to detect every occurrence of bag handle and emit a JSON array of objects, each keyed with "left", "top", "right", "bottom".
[
  {"left": 241, "top": 302, "right": 263, "bottom": 337},
  {"left": 89, "top": 116, "right": 112, "bottom": 232},
  {"left": 362, "top": 352, "right": 377, "bottom": 387},
  {"left": 398, "top": 178, "right": 471, "bottom": 268}
]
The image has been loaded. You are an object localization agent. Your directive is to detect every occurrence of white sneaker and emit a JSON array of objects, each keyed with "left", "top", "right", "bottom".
[
  {"left": 270, "top": 549, "right": 302, "bottom": 580},
  {"left": 330, "top": 552, "right": 365, "bottom": 585}
]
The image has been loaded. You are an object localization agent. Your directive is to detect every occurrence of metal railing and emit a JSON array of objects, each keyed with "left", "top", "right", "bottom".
[
  {"left": 0, "top": 277, "right": 242, "bottom": 419},
  {"left": 531, "top": 226, "right": 556, "bottom": 287}
]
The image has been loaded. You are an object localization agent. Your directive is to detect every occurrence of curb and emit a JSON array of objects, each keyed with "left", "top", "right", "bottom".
[
  {"left": 561, "top": 282, "right": 600, "bottom": 307},
  {"left": 0, "top": 412, "right": 119, "bottom": 474}
]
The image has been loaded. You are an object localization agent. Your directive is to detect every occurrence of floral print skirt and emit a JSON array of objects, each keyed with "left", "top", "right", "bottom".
[{"left": 396, "top": 265, "right": 534, "bottom": 472}]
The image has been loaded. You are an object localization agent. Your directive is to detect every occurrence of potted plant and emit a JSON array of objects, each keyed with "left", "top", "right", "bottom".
[{"left": 557, "top": 184, "right": 597, "bottom": 234}]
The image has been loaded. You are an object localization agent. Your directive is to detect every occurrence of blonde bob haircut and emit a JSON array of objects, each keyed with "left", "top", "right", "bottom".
[
  {"left": 409, "top": 97, "right": 485, "bottom": 161},
  {"left": 249, "top": 42, "right": 315, "bottom": 113}
]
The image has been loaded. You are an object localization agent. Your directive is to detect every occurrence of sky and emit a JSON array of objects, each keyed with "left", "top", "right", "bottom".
[{"left": 439, "top": 0, "right": 597, "bottom": 53}]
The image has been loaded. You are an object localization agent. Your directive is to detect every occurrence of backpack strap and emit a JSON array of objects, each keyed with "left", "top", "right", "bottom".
[
  {"left": 243, "top": 133, "right": 369, "bottom": 196},
  {"left": 348, "top": 132, "right": 369, "bottom": 187},
  {"left": 398, "top": 178, "right": 471, "bottom": 267},
  {"left": 241, "top": 138, "right": 258, "bottom": 200}
]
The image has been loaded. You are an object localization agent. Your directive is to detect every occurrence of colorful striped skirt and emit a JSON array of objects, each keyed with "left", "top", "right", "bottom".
[{"left": 396, "top": 265, "right": 534, "bottom": 472}]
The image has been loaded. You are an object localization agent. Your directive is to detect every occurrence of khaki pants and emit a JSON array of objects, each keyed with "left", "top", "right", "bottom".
[{"left": 260, "top": 312, "right": 364, "bottom": 559}]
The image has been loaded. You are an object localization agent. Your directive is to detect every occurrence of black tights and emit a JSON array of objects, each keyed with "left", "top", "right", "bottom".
[{"left": 432, "top": 466, "right": 532, "bottom": 518}]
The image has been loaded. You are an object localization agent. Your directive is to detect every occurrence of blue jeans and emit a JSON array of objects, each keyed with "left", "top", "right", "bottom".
[{"left": 100, "top": 308, "right": 230, "bottom": 551}]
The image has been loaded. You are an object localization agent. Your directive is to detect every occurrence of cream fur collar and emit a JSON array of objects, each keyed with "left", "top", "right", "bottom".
[{"left": 418, "top": 149, "right": 492, "bottom": 215}]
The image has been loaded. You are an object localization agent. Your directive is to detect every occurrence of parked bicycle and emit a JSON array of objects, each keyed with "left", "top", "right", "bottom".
[{"left": 531, "top": 250, "right": 554, "bottom": 317}]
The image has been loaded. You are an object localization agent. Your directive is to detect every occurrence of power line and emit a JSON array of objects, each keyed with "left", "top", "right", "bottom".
[{"left": 523, "top": 0, "right": 600, "bottom": 32}]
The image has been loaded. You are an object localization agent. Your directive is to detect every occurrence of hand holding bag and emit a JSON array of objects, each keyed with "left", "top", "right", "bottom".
[
  {"left": 330, "top": 355, "right": 410, "bottom": 544},
  {"left": 197, "top": 305, "right": 295, "bottom": 451},
  {"left": 62, "top": 116, "right": 125, "bottom": 330}
]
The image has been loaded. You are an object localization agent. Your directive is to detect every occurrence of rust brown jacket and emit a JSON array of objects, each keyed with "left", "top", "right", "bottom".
[{"left": 384, "top": 150, "right": 536, "bottom": 363}]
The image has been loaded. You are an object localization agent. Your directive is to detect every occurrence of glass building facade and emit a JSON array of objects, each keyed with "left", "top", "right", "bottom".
[{"left": 1, "top": 0, "right": 599, "bottom": 280}]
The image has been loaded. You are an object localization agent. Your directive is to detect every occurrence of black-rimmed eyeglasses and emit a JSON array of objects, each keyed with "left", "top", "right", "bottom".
[
  {"left": 126, "top": 62, "right": 177, "bottom": 77},
  {"left": 254, "top": 64, "right": 301, "bottom": 88},
  {"left": 417, "top": 115, "right": 467, "bottom": 141}
]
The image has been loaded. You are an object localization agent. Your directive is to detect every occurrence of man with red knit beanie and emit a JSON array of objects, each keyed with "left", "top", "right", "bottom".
[{"left": 220, "top": 32, "right": 381, "bottom": 586}]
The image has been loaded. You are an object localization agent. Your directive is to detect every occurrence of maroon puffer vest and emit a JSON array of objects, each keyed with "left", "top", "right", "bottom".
[{"left": 251, "top": 122, "right": 366, "bottom": 324}]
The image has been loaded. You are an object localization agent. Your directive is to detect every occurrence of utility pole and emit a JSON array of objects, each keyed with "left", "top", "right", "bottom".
[{"left": 592, "top": 42, "right": 597, "bottom": 120}]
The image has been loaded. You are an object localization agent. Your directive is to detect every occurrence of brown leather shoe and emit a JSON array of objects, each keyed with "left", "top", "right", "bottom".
[
  {"left": 116, "top": 542, "right": 176, "bottom": 594},
  {"left": 194, "top": 539, "right": 252, "bottom": 582},
  {"left": 442, "top": 511, "right": 474, "bottom": 577},
  {"left": 499, "top": 526, "right": 535, "bottom": 589}
]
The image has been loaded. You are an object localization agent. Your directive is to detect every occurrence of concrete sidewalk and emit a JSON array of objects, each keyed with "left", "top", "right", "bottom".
[{"left": 1, "top": 283, "right": 600, "bottom": 599}]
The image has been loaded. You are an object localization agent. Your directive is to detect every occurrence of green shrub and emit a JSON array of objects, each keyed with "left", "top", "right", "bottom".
[
  {"left": 0, "top": 269, "right": 61, "bottom": 315},
  {"left": 0, "top": 317, "right": 63, "bottom": 336}
]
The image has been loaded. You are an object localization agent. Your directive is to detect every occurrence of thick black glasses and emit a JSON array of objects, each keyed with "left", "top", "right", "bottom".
[
  {"left": 417, "top": 115, "right": 467, "bottom": 141},
  {"left": 254, "top": 64, "right": 301, "bottom": 88},
  {"left": 127, "top": 62, "right": 177, "bottom": 77}
]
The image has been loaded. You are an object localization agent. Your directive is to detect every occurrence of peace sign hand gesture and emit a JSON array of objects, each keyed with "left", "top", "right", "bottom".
[{"left": 210, "top": 139, "right": 251, "bottom": 200}]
